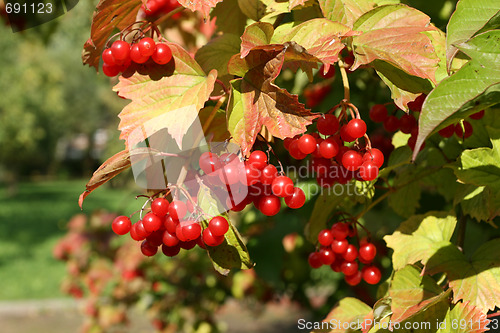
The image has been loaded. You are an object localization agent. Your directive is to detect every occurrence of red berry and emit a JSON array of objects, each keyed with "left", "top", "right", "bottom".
[
  {"left": 271, "top": 176, "right": 294, "bottom": 197},
  {"left": 162, "top": 230, "right": 179, "bottom": 247},
  {"left": 340, "top": 260, "right": 358, "bottom": 276},
  {"left": 208, "top": 216, "right": 229, "bottom": 236},
  {"left": 138, "top": 37, "right": 156, "bottom": 57},
  {"left": 112, "top": 215, "right": 132, "bottom": 235},
  {"left": 102, "top": 63, "right": 121, "bottom": 77},
  {"left": 219, "top": 162, "right": 241, "bottom": 185},
  {"left": 317, "top": 114, "right": 339, "bottom": 135},
  {"left": 331, "top": 239, "right": 348, "bottom": 254},
  {"left": 331, "top": 222, "right": 349, "bottom": 239},
  {"left": 455, "top": 121, "right": 473, "bottom": 138},
  {"left": 151, "top": 198, "right": 170, "bottom": 217},
  {"left": 362, "top": 148, "right": 384, "bottom": 168},
  {"left": 319, "top": 247, "right": 336, "bottom": 265},
  {"left": 130, "top": 43, "right": 149, "bottom": 63},
  {"left": 241, "top": 163, "right": 261, "bottom": 186},
  {"left": 102, "top": 49, "right": 116, "bottom": 66},
  {"left": 298, "top": 134, "right": 317, "bottom": 155},
  {"left": 248, "top": 151, "right": 268, "bottom": 170},
  {"left": 330, "top": 256, "right": 343, "bottom": 272},
  {"left": 345, "top": 119, "right": 367, "bottom": 139},
  {"left": 317, "top": 229, "right": 333, "bottom": 246},
  {"left": 319, "top": 64, "right": 335, "bottom": 78},
  {"left": 142, "top": 212, "right": 162, "bottom": 233},
  {"left": 340, "top": 125, "right": 356, "bottom": 142},
  {"left": 470, "top": 110, "right": 485, "bottom": 120},
  {"left": 438, "top": 124, "right": 455, "bottom": 138},
  {"left": 383, "top": 116, "right": 400, "bottom": 132},
  {"left": 152, "top": 44, "right": 173, "bottom": 64},
  {"left": 181, "top": 221, "right": 202, "bottom": 241},
  {"left": 261, "top": 164, "right": 278, "bottom": 185},
  {"left": 308, "top": 252, "right": 323, "bottom": 268},
  {"left": 342, "top": 244, "right": 358, "bottom": 262},
  {"left": 199, "top": 152, "right": 221, "bottom": 175},
  {"left": 359, "top": 242, "right": 377, "bottom": 262},
  {"left": 283, "top": 137, "right": 293, "bottom": 150},
  {"left": 319, "top": 137, "right": 339, "bottom": 159},
  {"left": 289, "top": 139, "right": 308, "bottom": 160},
  {"left": 110, "top": 40, "right": 130, "bottom": 62},
  {"left": 284, "top": 187, "right": 306, "bottom": 209},
  {"left": 169, "top": 201, "right": 187, "bottom": 220},
  {"left": 369, "top": 104, "right": 388, "bottom": 123},
  {"left": 341, "top": 150, "right": 363, "bottom": 171},
  {"left": 179, "top": 239, "right": 197, "bottom": 250},
  {"left": 399, "top": 114, "right": 417, "bottom": 134},
  {"left": 161, "top": 244, "right": 180, "bottom": 257},
  {"left": 258, "top": 195, "right": 281, "bottom": 216},
  {"left": 146, "top": 229, "right": 164, "bottom": 247},
  {"left": 130, "top": 221, "right": 149, "bottom": 241},
  {"left": 359, "top": 161, "right": 379, "bottom": 181},
  {"left": 140, "top": 240, "right": 158, "bottom": 256},
  {"left": 164, "top": 215, "right": 178, "bottom": 234},
  {"left": 362, "top": 265, "right": 381, "bottom": 284},
  {"left": 344, "top": 270, "right": 362, "bottom": 286},
  {"left": 202, "top": 228, "right": 225, "bottom": 247},
  {"left": 407, "top": 94, "right": 426, "bottom": 112}
]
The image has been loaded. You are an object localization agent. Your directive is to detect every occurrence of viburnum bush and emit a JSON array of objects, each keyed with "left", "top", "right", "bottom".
[{"left": 69, "top": 0, "right": 500, "bottom": 331}]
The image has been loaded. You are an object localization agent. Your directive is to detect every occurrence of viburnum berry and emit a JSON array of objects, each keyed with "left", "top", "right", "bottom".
[
  {"left": 164, "top": 215, "right": 178, "bottom": 234},
  {"left": 162, "top": 230, "right": 179, "bottom": 247},
  {"left": 110, "top": 40, "right": 130, "bottom": 62},
  {"left": 407, "top": 94, "right": 426, "bottom": 112},
  {"left": 261, "top": 164, "right": 278, "bottom": 185},
  {"left": 272, "top": 176, "right": 294, "bottom": 197},
  {"left": 140, "top": 240, "right": 158, "bottom": 257},
  {"left": 202, "top": 228, "right": 225, "bottom": 247},
  {"left": 169, "top": 201, "right": 187, "bottom": 220},
  {"left": 298, "top": 134, "right": 317, "bottom": 155},
  {"left": 317, "top": 229, "right": 333, "bottom": 246},
  {"left": 152, "top": 43, "right": 173, "bottom": 64},
  {"left": 331, "top": 222, "right": 349, "bottom": 240},
  {"left": 138, "top": 37, "right": 156, "bottom": 57},
  {"left": 146, "top": 229, "right": 164, "bottom": 247},
  {"left": 330, "top": 256, "right": 343, "bottom": 272},
  {"left": 470, "top": 110, "right": 485, "bottom": 120},
  {"left": 258, "top": 194, "right": 281, "bottom": 216},
  {"left": 342, "top": 244, "right": 358, "bottom": 262},
  {"left": 219, "top": 163, "right": 240, "bottom": 185},
  {"left": 359, "top": 242, "right": 377, "bottom": 262},
  {"left": 161, "top": 244, "right": 181, "bottom": 257},
  {"left": 181, "top": 221, "right": 202, "bottom": 241},
  {"left": 455, "top": 121, "right": 473, "bottom": 138},
  {"left": 142, "top": 212, "right": 162, "bottom": 233},
  {"left": 199, "top": 152, "right": 221, "bottom": 175},
  {"left": 362, "top": 265, "right": 382, "bottom": 284},
  {"left": 130, "top": 44, "right": 149, "bottom": 64},
  {"left": 248, "top": 151, "right": 268, "bottom": 170},
  {"left": 369, "top": 104, "right": 388, "bottom": 123},
  {"left": 331, "top": 239, "right": 348, "bottom": 254},
  {"left": 151, "top": 197, "right": 170, "bottom": 217},
  {"left": 341, "top": 150, "right": 363, "bottom": 171},
  {"left": 319, "top": 247, "right": 336, "bottom": 265},
  {"left": 288, "top": 139, "right": 308, "bottom": 160},
  {"left": 130, "top": 221, "right": 149, "bottom": 241},
  {"left": 112, "top": 215, "right": 132, "bottom": 235},
  {"left": 344, "top": 270, "right": 362, "bottom": 286},
  {"left": 345, "top": 119, "right": 367, "bottom": 139},
  {"left": 102, "top": 63, "right": 121, "bottom": 77},
  {"left": 383, "top": 115, "right": 400, "bottom": 132},
  {"left": 362, "top": 148, "right": 384, "bottom": 168},
  {"left": 241, "top": 163, "right": 260, "bottom": 186},
  {"left": 102, "top": 49, "right": 116, "bottom": 66},
  {"left": 319, "top": 137, "right": 339, "bottom": 159},
  {"left": 399, "top": 114, "right": 417, "bottom": 134},
  {"left": 340, "top": 125, "right": 356, "bottom": 142},
  {"left": 317, "top": 114, "right": 340, "bottom": 135},
  {"left": 308, "top": 252, "right": 323, "bottom": 268},
  {"left": 340, "top": 261, "right": 358, "bottom": 276},
  {"left": 180, "top": 239, "right": 197, "bottom": 250},
  {"left": 284, "top": 187, "right": 306, "bottom": 209},
  {"left": 438, "top": 124, "right": 455, "bottom": 138},
  {"left": 283, "top": 137, "right": 294, "bottom": 150},
  {"left": 208, "top": 216, "right": 229, "bottom": 237},
  {"left": 359, "top": 161, "right": 379, "bottom": 181}
]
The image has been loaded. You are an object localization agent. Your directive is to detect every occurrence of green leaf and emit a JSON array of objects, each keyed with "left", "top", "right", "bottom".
[
  {"left": 446, "top": 0, "right": 500, "bottom": 68},
  {"left": 197, "top": 183, "right": 254, "bottom": 275},
  {"left": 388, "top": 180, "right": 420, "bottom": 218},
  {"left": 82, "top": 0, "right": 142, "bottom": 70},
  {"left": 389, "top": 265, "right": 450, "bottom": 323},
  {"left": 237, "top": 0, "right": 289, "bottom": 21},
  {"left": 212, "top": 0, "right": 248, "bottom": 35},
  {"left": 114, "top": 42, "right": 217, "bottom": 149},
  {"left": 313, "top": 297, "right": 372, "bottom": 333},
  {"left": 198, "top": 107, "right": 230, "bottom": 142},
  {"left": 240, "top": 22, "right": 275, "bottom": 58},
  {"left": 454, "top": 184, "right": 500, "bottom": 222},
  {"left": 318, "top": 0, "right": 379, "bottom": 28},
  {"left": 426, "top": 239, "right": 500, "bottom": 312},
  {"left": 351, "top": 4, "right": 440, "bottom": 81},
  {"left": 384, "top": 211, "right": 457, "bottom": 270},
  {"left": 413, "top": 30, "right": 500, "bottom": 156}
]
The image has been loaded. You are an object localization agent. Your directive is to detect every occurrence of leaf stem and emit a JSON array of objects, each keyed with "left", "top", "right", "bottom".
[
  {"left": 338, "top": 59, "right": 351, "bottom": 102},
  {"left": 456, "top": 207, "right": 467, "bottom": 253}
]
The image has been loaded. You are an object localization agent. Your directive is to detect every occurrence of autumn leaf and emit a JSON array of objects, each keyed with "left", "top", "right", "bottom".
[
  {"left": 289, "top": 0, "right": 309, "bottom": 10},
  {"left": 82, "top": 0, "right": 143, "bottom": 70},
  {"left": 448, "top": 302, "right": 489, "bottom": 333},
  {"left": 351, "top": 4, "right": 440, "bottom": 82},
  {"left": 114, "top": 42, "right": 217, "bottom": 150},
  {"left": 313, "top": 297, "right": 372, "bottom": 333},
  {"left": 177, "top": 0, "right": 222, "bottom": 18},
  {"left": 240, "top": 22, "right": 275, "bottom": 58},
  {"left": 227, "top": 48, "right": 318, "bottom": 155},
  {"left": 318, "top": 0, "right": 377, "bottom": 28}
]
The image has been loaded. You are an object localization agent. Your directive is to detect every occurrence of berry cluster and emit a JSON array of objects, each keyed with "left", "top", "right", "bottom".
[
  {"left": 438, "top": 110, "right": 484, "bottom": 139},
  {"left": 141, "top": 0, "right": 182, "bottom": 18},
  {"left": 200, "top": 150, "right": 306, "bottom": 216},
  {"left": 284, "top": 112, "right": 384, "bottom": 187},
  {"left": 111, "top": 198, "right": 230, "bottom": 257},
  {"left": 101, "top": 37, "right": 173, "bottom": 77},
  {"left": 308, "top": 222, "right": 381, "bottom": 285}
]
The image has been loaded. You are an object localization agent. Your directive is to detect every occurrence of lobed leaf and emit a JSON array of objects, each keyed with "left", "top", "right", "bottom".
[
  {"left": 447, "top": 301, "right": 489, "bottom": 333},
  {"left": 318, "top": 0, "right": 378, "bottom": 28},
  {"left": 176, "top": 0, "right": 222, "bottom": 18},
  {"left": 313, "top": 297, "right": 372, "bottom": 333},
  {"left": 240, "top": 22, "right": 275, "bottom": 58}
]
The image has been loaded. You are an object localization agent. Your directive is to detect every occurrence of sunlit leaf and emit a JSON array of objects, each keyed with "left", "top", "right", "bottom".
[
  {"left": 313, "top": 297, "right": 372, "bottom": 333},
  {"left": 177, "top": 0, "right": 222, "bottom": 18}
]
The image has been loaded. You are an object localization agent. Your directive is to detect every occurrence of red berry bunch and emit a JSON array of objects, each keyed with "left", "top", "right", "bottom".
[
  {"left": 111, "top": 197, "right": 231, "bottom": 257},
  {"left": 438, "top": 110, "right": 484, "bottom": 139},
  {"left": 141, "top": 0, "right": 182, "bottom": 18},
  {"left": 101, "top": 37, "right": 173, "bottom": 77},
  {"left": 284, "top": 111, "right": 384, "bottom": 186},
  {"left": 308, "top": 222, "right": 381, "bottom": 285}
]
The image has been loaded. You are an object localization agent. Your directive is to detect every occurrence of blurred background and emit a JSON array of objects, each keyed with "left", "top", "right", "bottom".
[{"left": 0, "top": 1, "right": 465, "bottom": 332}]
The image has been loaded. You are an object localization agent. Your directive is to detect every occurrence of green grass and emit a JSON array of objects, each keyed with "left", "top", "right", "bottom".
[{"left": 0, "top": 180, "right": 142, "bottom": 300}]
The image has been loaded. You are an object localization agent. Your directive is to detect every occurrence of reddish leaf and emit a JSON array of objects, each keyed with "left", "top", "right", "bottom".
[
  {"left": 240, "top": 22, "right": 275, "bottom": 58},
  {"left": 314, "top": 297, "right": 372, "bottom": 333},
  {"left": 351, "top": 4, "right": 439, "bottom": 82},
  {"left": 114, "top": 42, "right": 217, "bottom": 150},
  {"left": 449, "top": 302, "right": 489, "bottom": 333},
  {"left": 227, "top": 48, "right": 318, "bottom": 155},
  {"left": 82, "top": 0, "right": 143, "bottom": 70},
  {"left": 318, "top": 0, "right": 378, "bottom": 28},
  {"left": 177, "top": 0, "right": 222, "bottom": 18},
  {"left": 289, "top": 0, "right": 309, "bottom": 10}
]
